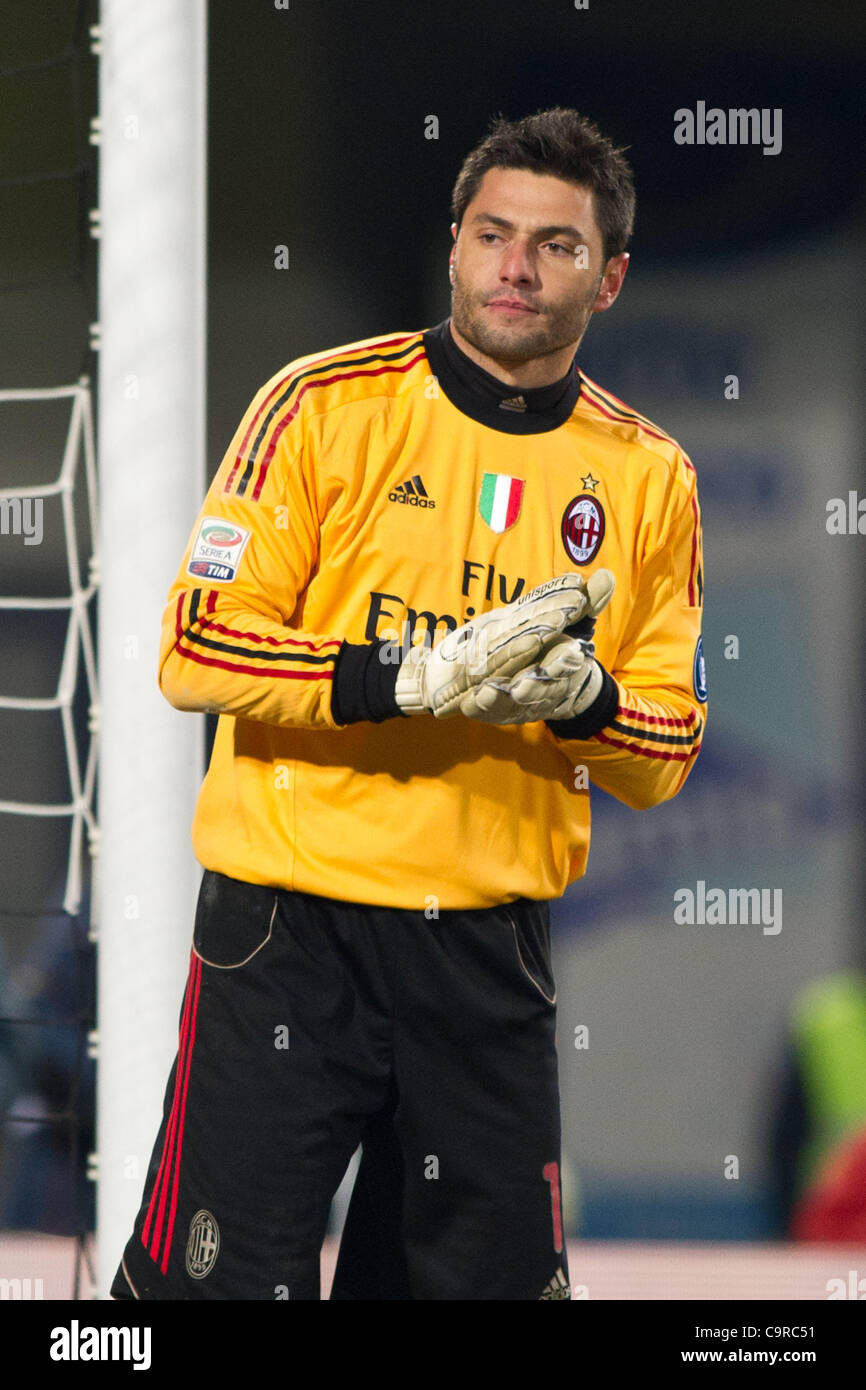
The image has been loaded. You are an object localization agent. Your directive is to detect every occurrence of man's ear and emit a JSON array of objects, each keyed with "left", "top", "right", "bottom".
[{"left": 592, "top": 252, "right": 630, "bottom": 313}]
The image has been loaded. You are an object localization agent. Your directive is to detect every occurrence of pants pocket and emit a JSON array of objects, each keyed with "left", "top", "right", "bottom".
[
  {"left": 506, "top": 902, "right": 556, "bottom": 1005},
  {"left": 192, "top": 870, "right": 279, "bottom": 969}
]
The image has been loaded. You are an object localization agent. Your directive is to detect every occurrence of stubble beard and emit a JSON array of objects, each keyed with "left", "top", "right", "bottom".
[{"left": 450, "top": 268, "right": 604, "bottom": 368}]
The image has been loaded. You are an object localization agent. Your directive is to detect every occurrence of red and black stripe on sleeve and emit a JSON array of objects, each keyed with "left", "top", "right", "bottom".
[
  {"left": 596, "top": 699, "right": 704, "bottom": 763},
  {"left": 223, "top": 334, "right": 427, "bottom": 503},
  {"left": 174, "top": 588, "right": 342, "bottom": 684}
]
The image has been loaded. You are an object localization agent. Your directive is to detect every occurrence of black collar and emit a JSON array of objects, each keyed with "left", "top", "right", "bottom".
[{"left": 422, "top": 318, "right": 581, "bottom": 434}]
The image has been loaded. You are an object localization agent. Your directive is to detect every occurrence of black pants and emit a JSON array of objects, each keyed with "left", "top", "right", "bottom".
[{"left": 112, "top": 870, "right": 570, "bottom": 1300}]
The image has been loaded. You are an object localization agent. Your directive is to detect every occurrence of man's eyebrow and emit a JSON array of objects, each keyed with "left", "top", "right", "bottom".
[{"left": 469, "top": 212, "right": 586, "bottom": 241}]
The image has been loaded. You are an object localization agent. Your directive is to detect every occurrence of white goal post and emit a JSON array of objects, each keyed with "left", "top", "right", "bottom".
[{"left": 95, "top": 0, "right": 207, "bottom": 1296}]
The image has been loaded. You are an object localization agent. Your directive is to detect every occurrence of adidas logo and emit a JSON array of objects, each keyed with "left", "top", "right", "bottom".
[
  {"left": 388, "top": 474, "right": 436, "bottom": 509},
  {"left": 539, "top": 1267, "right": 571, "bottom": 1300},
  {"left": 499, "top": 393, "right": 527, "bottom": 413}
]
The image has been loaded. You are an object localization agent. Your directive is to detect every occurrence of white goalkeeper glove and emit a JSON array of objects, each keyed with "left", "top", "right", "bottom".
[
  {"left": 457, "top": 569, "right": 616, "bottom": 725},
  {"left": 394, "top": 571, "right": 612, "bottom": 718},
  {"left": 457, "top": 634, "right": 602, "bottom": 724}
]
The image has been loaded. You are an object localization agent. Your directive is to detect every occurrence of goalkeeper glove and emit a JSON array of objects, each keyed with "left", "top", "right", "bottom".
[
  {"left": 457, "top": 569, "right": 616, "bottom": 725},
  {"left": 394, "top": 571, "right": 611, "bottom": 718},
  {"left": 457, "top": 634, "right": 603, "bottom": 724}
]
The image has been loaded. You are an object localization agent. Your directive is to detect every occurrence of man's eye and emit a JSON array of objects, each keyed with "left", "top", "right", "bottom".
[
  {"left": 479, "top": 232, "right": 501, "bottom": 244},
  {"left": 546, "top": 242, "right": 570, "bottom": 255}
]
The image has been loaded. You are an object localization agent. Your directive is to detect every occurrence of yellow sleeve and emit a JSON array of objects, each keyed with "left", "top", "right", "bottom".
[
  {"left": 552, "top": 464, "right": 706, "bottom": 810},
  {"left": 157, "top": 385, "right": 344, "bottom": 730}
]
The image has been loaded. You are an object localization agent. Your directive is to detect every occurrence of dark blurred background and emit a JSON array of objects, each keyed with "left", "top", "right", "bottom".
[{"left": 1, "top": 0, "right": 864, "bottom": 1253}]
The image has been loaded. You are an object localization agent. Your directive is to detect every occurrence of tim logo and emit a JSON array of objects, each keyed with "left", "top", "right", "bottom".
[
  {"left": 186, "top": 1209, "right": 220, "bottom": 1279},
  {"left": 189, "top": 562, "right": 231, "bottom": 580}
]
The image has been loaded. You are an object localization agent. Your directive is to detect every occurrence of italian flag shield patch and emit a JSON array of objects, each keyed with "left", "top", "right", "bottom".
[{"left": 478, "top": 473, "right": 525, "bottom": 533}]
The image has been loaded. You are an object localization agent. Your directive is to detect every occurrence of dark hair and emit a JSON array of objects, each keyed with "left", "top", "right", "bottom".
[{"left": 450, "top": 107, "right": 635, "bottom": 263}]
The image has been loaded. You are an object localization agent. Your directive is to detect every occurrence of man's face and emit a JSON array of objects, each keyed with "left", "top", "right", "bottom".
[{"left": 449, "top": 167, "right": 628, "bottom": 368}]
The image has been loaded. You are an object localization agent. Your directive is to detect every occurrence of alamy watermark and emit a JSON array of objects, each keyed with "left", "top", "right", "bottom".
[
  {"left": 0, "top": 496, "right": 43, "bottom": 545},
  {"left": 827, "top": 1270, "right": 866, "bottom": 1299},
  {"left": 674, "top": 103, "right": 782, "bottom": 156},
  {"left": 49, "top": 1321, "right": 151, "bottom": 1370},
  {"left": 0, "top": 1276, "right": 44, "bottom": 1299},
  {"left": 826, "top": 491, "right": 865, "bottom": 534},
  {"left": 674, "top": 880, "right": 782, "bottom": 935}
]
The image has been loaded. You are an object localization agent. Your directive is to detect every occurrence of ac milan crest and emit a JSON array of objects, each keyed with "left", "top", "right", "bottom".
[
  {"left": 561, "top": 494, "right": 605, "bottom": 565},
  {"left": 186, "top": 1209, "right": 220, "bottom": 1279}
]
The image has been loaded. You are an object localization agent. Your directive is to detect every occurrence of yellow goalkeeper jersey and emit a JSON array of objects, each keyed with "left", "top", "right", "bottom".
[{"left": 159, "top": 320, "right": 706, "bottom": 909}]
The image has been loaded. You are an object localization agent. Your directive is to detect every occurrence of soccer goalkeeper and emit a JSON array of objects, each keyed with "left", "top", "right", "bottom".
[{"left": 113, "top": 107, "right": 705, "bottom": 1302}]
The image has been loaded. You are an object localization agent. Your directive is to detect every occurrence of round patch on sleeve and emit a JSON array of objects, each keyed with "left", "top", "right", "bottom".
[{"left": 693, "top": 635, "right": 708, "bottom": 703}]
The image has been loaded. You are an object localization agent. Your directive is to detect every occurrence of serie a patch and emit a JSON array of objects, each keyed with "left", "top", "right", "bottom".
[{"left": 187, "top": 516, "right": 251, "bottom": 582}]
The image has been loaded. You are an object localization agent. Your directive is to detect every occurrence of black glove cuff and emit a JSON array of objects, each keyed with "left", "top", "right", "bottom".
[
  {"left": 564, "top": 614, "right": 597, "bottom": 642},
  {"left": 331, "top": 641, "right": 404, "bottom": 725},
  {"left": 546, "top": 665, "right": 619, "bottom": 742}
]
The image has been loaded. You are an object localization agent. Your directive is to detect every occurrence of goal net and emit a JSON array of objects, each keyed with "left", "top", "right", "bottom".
[{"left": 1, "top": 0, "right": 206, "bottom": 1299}]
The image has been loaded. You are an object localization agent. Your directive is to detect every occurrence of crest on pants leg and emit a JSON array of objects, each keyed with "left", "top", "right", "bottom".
[{"left": 186, "top": 1209, "right": 220, "bottom": 1279}]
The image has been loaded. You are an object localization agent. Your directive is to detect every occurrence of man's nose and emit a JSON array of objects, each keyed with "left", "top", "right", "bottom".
[{"left": 498, "top": 240, "right": 536, "bottom": 282}]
